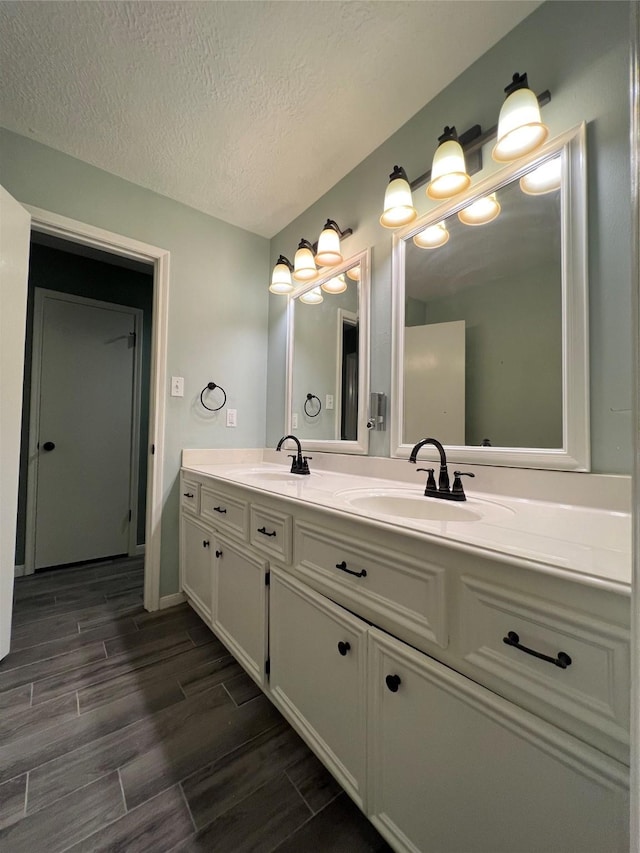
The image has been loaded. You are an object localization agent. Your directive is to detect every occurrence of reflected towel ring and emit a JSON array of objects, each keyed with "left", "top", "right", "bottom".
[
  {"left": 304, "top": 393, "right": 322, "bottom": 418},
  {"left": 200, "top": 381, "right": 227, "bottom": 412}
]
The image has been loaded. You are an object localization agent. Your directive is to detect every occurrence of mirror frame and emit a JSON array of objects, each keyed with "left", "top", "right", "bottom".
[
  {"left": 391, "top": 123, "right": 589, "bottom": 470},
  {"left": 285, "top": 247, "right": 371, "bottom": 454}
]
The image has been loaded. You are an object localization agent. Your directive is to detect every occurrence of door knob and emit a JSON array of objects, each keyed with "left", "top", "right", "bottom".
[{"left": 42, "top": 441, "right": 56, "bottom": 452}]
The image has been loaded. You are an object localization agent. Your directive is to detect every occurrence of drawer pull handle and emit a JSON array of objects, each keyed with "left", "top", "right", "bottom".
[
  {"left": 215, "top": 550, "right": 223, "bottom": 558},
  {"left": 335, "top": 560, "right": 367, "bottom": 578},
  {"left": 257, "top": 526, "right": 276, "bottom": 537},
  {"left": 337, "top": 641, "right": 351, "bottom": 656},
  {"left": 503, "top": 631, "right": 572, "bottom": 669},
  {"left": 385, "top": 674, "right": 401, "bottom": 693},
  {"left": 183, "top": 492, "right": 194, "bottom": 498},
  {"left": 213, "top": 506, "right": 227, "bottom": 514},
  {"left": 202, "top": 540, "right": 210, "bottom": 548}
]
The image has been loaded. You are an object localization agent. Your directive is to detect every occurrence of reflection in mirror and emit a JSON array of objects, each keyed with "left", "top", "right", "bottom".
[
  {"left": 391, "top": 124, "right": 589, "bottom": 470},
  {"left": 287, "top": 251, "right": 370, "bottom": 454}
]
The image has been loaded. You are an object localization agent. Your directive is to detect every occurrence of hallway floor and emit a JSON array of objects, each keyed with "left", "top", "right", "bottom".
[{"left": 0, "top": 557, "right": 390, "bottom": 852}]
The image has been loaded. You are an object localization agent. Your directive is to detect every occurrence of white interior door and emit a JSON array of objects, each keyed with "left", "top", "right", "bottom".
[
  {"left": 0, "top": 187, "right": 31, "bottom": 659},
  {"left": 31, "top": 291, "right": 138, "bottom": 570},
  {"left": 404, "top": 320, "right": 465, "bottom": 445}
]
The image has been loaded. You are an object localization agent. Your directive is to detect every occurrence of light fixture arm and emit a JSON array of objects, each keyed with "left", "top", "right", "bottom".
[
  {"left": 320, "top": 219, "right": 353, "bottom": 241},
  {"left": 297, "top": 238, "right": 315, "bottom": 253},
  {"left": 408, "top": 89, "right": 551, "bottom": 192},
  {"left": 276, "top": 254, "right": 294, "bottom": 271}
]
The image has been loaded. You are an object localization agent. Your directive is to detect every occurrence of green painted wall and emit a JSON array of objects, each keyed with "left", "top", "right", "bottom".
[
  {"left": 0, "top": 129, "right": 270, "bottom": 595},
  {"left": 266, "top": 0, "right": 632, "bottom": 474}
]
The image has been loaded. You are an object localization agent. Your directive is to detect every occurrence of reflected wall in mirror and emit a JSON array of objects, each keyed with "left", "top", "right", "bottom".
[
  {"left": 391, "top": 124, "right": 589, "bottom": 470},
  {"left": 286, "top": 250, "right": 370, "bottom": 454}
]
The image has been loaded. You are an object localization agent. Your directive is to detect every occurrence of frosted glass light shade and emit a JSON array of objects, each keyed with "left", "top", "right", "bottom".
[
  {"left": 269, "top": 260, "right": 294, "bottom": 294},
  {"left": 427, "top": 139, "right": 471, "bottom": 200},
  {"left": 321, "top": 274, "right": 347, "bottom": 294},
  {"left": 520, "top": 156, "right": 561, "bottom": 195},
  {"left": 293, "top": 245, "right": 318, "bottom": 282},
  {"left": 458, "top": 193, "right": 501, "bottom": 226},
  {"left": 380, "top": 168, "right": 417, "bottom": 228},
  {"left": 300, "top": 286, "right": 323, "bottom": 304},
  {"left": 346, "top": 265, "right": 361, "bottom": 281},
  {"left": 413, "top": 221, "right": 449, "bottom": 249},
  {"left": 315, "top": 226, "right": 342, "bottom": 267},
  {"left": 493, "top": 87, "right": 548, "bottom": 162}
]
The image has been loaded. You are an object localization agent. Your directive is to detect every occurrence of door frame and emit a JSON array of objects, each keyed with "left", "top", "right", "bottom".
[
  {"left": 25, "top": 205, "right": 169, "bottom": 612},
  {"left": 26, "top": 289, "right": 144, "bottom": 573}
]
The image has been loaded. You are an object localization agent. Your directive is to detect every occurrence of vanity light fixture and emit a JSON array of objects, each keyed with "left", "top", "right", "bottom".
[
  {"left": 293, "top": 239, "right": 318, "bottom": 282},
  {"left": 315, "top": 219, "right": 352, "bottom": 267},
  {"left": 346, "top": 265, "right": 361, "bottom": 281},
  {"left": 321, "top": 273, "right": 347, "bottom": 294},
  {"left": 520, "top": 155, "right": 562, "bottom": 195},
  {"left": 380, "top": 165, "right": 418, "bottom": 229},
  {"left": 299, "top": 286, "right": 324, "bottom": 305},
  {"left": 493, "top": 72, "right": 549, "bottom": 163},
  {"left": 269, "top": 255, "right": 295, "bottom": 294},
  {"left": 412, "top": 221, "right": 450, "bottom": 249},
  {"left": 427, "top": 126, "right": 471, "bottom": 200},
  {"left": 458, "top": 193, "right": 501, "bottom": 226}
]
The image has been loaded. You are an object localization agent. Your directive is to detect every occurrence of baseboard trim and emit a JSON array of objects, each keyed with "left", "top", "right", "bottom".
[
  {"left": 14, "top": 564, "right": 25, "bottom": 578},
  {"left": 135, "top": 544, "right": 146, "bottom": 556},
  {"left": 159, "top": 592, "right": 186, "bottom": 610}
]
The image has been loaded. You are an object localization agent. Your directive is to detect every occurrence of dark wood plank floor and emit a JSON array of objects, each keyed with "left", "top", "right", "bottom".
[{"left": 1, "top": 557, "right": 391, "bottom": 852}]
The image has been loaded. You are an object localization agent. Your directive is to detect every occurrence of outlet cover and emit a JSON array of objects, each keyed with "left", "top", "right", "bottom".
[
  {"left": 226, "top": 408, "right": 237, "bottom": 427},
  {"left": 171, "top": 376, "right": 184, "bottom": 397},
  {"left": 326, "top": 394, "right": 334, "bottom": 410}
]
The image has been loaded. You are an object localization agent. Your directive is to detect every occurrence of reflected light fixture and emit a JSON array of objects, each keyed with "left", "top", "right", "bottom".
[
  {"left": 300, "top": 286, "right": 324, "bottom": 305},
  {"left": 413, "top": 221, "right": 450, "bottom": 249},
  {"left": 346, "top": 265, "right": 361, "bottom": 281},
  {"left": 427, "top": 127, "right": 471, "bottom": 200},
  {"left": 520, "top": 156, "right": 562, "bottom": 195},
  {"left": 321, "top": 274, "right": 347, "bottom": 294},
  {"left": 316, "top": 220, "right": 347, "bottom": 267},
  {"left": 380, "top": 165, "right": 417, "bottom": 228},
  {"left": 458, "top": 193, "right": 501, "bottom": 226},
  {"left": 293, "top": 239, "right": 318, "bottom": 282},
  {"left": 493, "top": 72, "right": 549, "bottom": 163},
  {"left": 269, "top": 255, "right": 294, "bottom": 294}
]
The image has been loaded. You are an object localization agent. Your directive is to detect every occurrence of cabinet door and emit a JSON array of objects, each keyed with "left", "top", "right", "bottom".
[
  {"left": 269, "top": 568, "right": 368, "bottom": 807},
  {"left": 212, "top": 534, "right": 268, "bottom": 687},
  {"left": 180, "top": 514, "right": 214, "bottom": 623},
  {"left": 368, "top": 627, "right": 629, "bottom": 853}
]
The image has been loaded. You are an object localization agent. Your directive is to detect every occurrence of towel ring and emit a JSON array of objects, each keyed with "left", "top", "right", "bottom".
[
  {"left": 304, "top": 393, "right": 322, "bottom": 418},
  {"left": 200, "top": 382, "right": 227, "bottom": 412}
]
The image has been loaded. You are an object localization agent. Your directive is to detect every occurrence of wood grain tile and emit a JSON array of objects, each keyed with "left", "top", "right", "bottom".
[
  {"left": 0, "top": 772, "right": 124, "bottom": 852},
  {"left": 0, "top": 775, "right": 26, "bottom": 830},
  {"left": 187, "top": 622, "right": 218, "bottom": 647},
  {"left": 10, "top": 613, "right": 81, "bottom": 652},
  {"left": 64, "top": 784, "right": 194, "bottom": 852},
  {"left": 0, "top": 684, "right": 31, "bottom": 713},
  {"left": 286, "top": 751, "right": 343, "bottom": 814},
  {"left": 178, "top": 653, "right": 244, "bottom": 697},
  {"left": 0, "top": 641, "right": 107, "bottom": 695},
  {"left": 11, "top": 592, "right": 108, "bottom": 627},
  {"left": 272, "top": 792, "right": 392, "bottom": 853},
  {"left": 224, "top": 670, "right": 263, "bottom": 706},
  {"left": 0, "top": 692, "right": 78, "bottom": 746},
  {"left": 133, "top": 603, "right": 201, "bottom": 630},
  {"left": 175, "top": 772, "right": 311, "bottom": 853},
  {"left": 120, "top": 692, "right": 282, "bottom": 811},
  {"left": 181, "top": 720, "right": 310, "bottom": 830}
]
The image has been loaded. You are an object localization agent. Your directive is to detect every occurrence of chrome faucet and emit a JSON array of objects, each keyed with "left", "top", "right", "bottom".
[
  {"left": 409, "top": 437, "right": 474, "bottom": 501},
  {"left": 276, "top": 434, "right": 312, "bottom": 475}
]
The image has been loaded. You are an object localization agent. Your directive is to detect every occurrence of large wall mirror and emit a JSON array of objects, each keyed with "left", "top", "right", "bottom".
[
  {"left": 286, "top": 249, "right": 370, "bottom": 454},
  {"left": 391, "top": 123, "right": 589, "bottom": 470}
]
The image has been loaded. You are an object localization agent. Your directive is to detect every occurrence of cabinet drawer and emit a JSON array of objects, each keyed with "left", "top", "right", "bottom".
[
  {"left": 459, "top": 575, "right": 630, "bottom": 748},
  {"left": 180, "top": 478, "right": 200, "bottom": 515},
  {"left": 201, "top": 487, "right": 248, "bottom": 539},
  {"left": 295, "top": 520, "right": 447, "bottom": 650},
  {"left": 250, "top": 504, "right": 292, "bottom": 563}
]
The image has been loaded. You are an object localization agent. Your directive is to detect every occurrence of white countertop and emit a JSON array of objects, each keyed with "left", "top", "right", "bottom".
[{"left": 181, "top": 459, "right": 631, "bottom": 593}]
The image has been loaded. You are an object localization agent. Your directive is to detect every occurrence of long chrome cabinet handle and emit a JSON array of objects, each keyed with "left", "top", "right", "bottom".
[
  {"left": 335, "top": 561, "right": 367, "bottom": 578},
  {"left": 503, "top": 631, "right": 572, "bottom": 669}
]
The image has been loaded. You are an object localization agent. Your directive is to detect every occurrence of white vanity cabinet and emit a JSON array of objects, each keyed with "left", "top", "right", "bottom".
[
  {"left": 368, "top": 627, "right": 628, "bottom": 853},
  {"left": 269, "top": 567, "right": 368, "bottom": 807},
  {"left": 179, "top": 513, "right": 214, "bottom": 622}
]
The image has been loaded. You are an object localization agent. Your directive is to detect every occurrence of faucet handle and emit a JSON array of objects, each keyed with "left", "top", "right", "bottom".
[
  {"left": 288, "top": 454, "right": 300, "bottom": 472},
  {"left": 300, "top": 455, "right": 312, "bottom": 475},
  {"left": 452, "top": 471, "right": 475, "bottom": 497},
  {"left": 417, "top": 467, "right": 437, "bottom": 494}
]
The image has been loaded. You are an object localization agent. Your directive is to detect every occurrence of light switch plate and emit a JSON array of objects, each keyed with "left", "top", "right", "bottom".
[
  {"left": 292, "top": 413, "right": 298, "bottom": 429},
  {"left": 326, "top": 394, "right": 334, "bottom": 410},
  {"left": 226, "top": 408, "right": 237, "bottom": 427},
  {"left": 171, "top": 376, "right": 184, "bottom": 397}
]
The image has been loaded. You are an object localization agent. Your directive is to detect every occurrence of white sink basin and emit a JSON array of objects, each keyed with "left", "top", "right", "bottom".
[{"left": 337, "top": 489, "right": 514, "bottom": 524}]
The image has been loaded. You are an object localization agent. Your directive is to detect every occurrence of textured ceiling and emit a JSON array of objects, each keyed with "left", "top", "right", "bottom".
[{"left": 0, "top": 1, "right": 541, "bottom": 238}]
